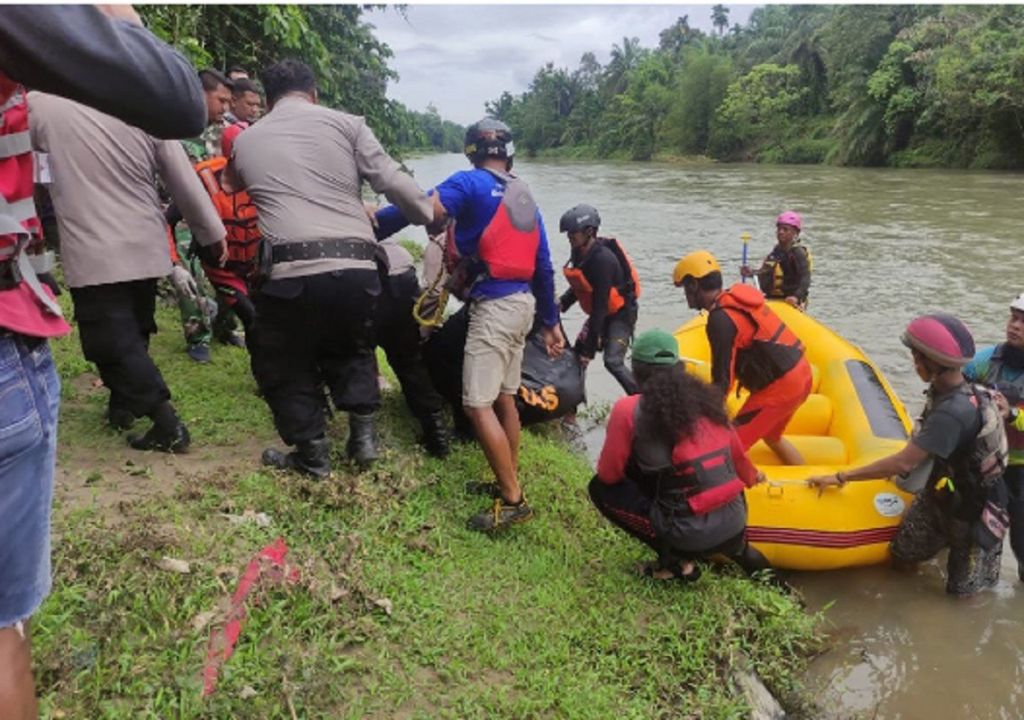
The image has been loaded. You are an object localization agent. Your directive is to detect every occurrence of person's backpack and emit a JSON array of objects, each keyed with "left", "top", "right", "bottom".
[
  {"left": 964, "top": 385, "right": 1010, "bottom": 549},
  {"left": 967, "top": 384, "right": 1008, "bottom": 489}
]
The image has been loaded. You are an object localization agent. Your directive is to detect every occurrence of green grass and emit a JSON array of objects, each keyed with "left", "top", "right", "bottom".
[{"left": 35, "top": 290, "right": 823, "bottom": 719}]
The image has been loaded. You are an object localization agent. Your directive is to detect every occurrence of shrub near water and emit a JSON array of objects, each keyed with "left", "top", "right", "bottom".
[{"left": 35, "top": 299, "right": 822, "bottom": 719}]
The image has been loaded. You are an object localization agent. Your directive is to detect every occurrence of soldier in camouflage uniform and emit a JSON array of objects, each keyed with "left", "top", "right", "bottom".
[{"left": 166, "top": 69, "right": 233, "bottom": 362}]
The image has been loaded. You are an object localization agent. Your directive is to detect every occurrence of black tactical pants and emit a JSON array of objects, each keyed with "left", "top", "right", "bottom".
[
  {"left": 377, "top": 269, "right": 443, "bottom": 419},
  {"left": 600, "top": 303, "right": 639, "bottom": 395},
  {"left": 71, "top": 279, "right": 171, "bottom": 419},
  {"left": 249, "top": 269, "right": 381, "bottom": 445}
]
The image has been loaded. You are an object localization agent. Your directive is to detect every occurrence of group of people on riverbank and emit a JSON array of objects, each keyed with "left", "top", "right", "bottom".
[{"left": 2, "top": 9, "right": 1022, "bottom": 717}]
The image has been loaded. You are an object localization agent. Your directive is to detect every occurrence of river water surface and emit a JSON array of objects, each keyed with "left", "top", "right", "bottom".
[{"left": 400, "top": 153, "right": 1024, "bottom": 718}]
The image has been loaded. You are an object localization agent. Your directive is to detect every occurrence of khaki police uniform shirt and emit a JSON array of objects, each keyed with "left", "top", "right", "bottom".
[
  {"left": 28, "top": 91, "right": 225, "bottom": 288},
  {"left": 230, "top": 96, "right": 433, "bottom": 279}
]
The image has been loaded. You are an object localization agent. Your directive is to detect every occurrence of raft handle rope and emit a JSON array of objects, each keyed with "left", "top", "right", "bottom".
[{"left": 412, "top": 231, "right": 449, "bottom": 328}]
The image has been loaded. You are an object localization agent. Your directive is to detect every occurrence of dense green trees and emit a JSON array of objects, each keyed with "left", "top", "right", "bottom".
[
  {"left": 486, "top": 5, "right": 1024, "bottom": 168},
  {"left": 139, "top": 5, "right": 462, "bottom": 154}
]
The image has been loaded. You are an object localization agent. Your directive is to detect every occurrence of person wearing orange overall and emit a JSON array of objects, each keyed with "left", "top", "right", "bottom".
[{"left": 673, "top": 250, "right": 811, "bottom": 465}]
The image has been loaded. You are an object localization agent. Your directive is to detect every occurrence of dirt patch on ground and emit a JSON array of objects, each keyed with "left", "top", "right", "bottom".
[{"left": 54, "top": 434, "right": 274, "bottom": 524}]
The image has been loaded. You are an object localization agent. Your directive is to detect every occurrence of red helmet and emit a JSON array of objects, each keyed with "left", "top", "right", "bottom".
[{"left": 901, "top": 313, "right": 975, "bottom": 368}]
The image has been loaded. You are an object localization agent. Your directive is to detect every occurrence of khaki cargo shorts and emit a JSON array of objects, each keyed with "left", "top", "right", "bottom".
[{"left": 463, "top": 292, "right": 536, "bottom": 408}]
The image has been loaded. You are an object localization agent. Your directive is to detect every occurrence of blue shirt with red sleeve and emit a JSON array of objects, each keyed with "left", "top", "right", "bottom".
[{"left": 375, "top": 168, "right": 559, "bottom": 328}]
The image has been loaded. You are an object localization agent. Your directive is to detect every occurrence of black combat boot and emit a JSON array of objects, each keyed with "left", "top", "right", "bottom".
[
  {"left": 262, "top": 436, "right": 331, "bottom": 479},
  {"left": 419, "top": 410, "right": 451, "bottom": 459},
  {"left": 346, "top": 412, "right": 380, "bottom": 468},
  {"left": 128, "top": 402, "right": 190, "bottom": 453}
]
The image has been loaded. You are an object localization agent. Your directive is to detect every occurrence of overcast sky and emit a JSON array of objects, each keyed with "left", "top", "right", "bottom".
[{"left": 367, "top": 5, "right": 757, "bottom": 126}]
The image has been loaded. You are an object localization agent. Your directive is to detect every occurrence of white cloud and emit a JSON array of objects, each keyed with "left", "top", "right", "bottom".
[{"left": 367, "top": 4, "right": 756, "bottom": 125}]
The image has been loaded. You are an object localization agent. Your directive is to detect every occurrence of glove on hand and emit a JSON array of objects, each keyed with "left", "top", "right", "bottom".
[{"left": 170, "top": 265, "right": 199, "bottom": 301}]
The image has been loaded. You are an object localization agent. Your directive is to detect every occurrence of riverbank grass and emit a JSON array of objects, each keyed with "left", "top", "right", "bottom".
[{"left": 35, "top": 297, "right": 822, "bottom": 718}]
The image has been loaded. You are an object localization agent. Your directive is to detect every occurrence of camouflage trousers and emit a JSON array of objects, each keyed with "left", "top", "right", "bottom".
[{"left": 890, "top": 490, "right": 1002, "bottom": 596}]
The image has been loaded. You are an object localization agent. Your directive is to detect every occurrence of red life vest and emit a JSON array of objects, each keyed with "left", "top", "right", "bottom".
[
  {"left": 562, "top": 237, "right": 641, "bottom": 316},
  {"left": 631, "top": 402, "right": 747, "bottom": 517},
  {"left": 0, "top": 76, "right": 69, "bottom": 338},
  {"left": 444, "top": 170, "right": 540, "bottom": 298},
  {"left": 712, "top": 284, "right": 803, "bottom": 392},
  {"left": 194, "top": 156, "right": 261, "bottom": 269}
]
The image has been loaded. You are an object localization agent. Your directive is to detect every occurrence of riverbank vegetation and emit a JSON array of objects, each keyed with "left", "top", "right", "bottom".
[
  {"left": 487, "top": 5, "right": 1024, "bottom": 168},
  {"left": 36, "top": 285, "right": 821, "bottom": 717}
]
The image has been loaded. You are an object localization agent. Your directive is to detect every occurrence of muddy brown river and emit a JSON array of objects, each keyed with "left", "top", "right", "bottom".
[{"left": 400, "top": 153, "right": 1024, "bottom": 718}]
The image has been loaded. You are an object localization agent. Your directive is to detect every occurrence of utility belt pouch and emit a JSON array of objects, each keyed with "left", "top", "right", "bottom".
[
  {"left": 254, "top": 238, "right": 274, "bottom": 290},
  {"left": 973, "top": 477, "right": 1010, "bottom": 550}
]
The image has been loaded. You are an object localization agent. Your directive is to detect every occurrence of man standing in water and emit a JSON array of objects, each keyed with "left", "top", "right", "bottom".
[
  {"left": 673, "top": 250, "right": 810, "bottom": 464},
  {"left": 376, "top": 118, "right": 565, "bottom": 531},
  {"left": 810, "top": 314, "right": 1007, "bottom": 597},
  {"left": 964, "top": 293, "right": 1024, "bottom": 582}
]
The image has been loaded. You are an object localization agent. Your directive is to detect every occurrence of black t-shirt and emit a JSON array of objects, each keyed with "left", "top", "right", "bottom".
[{"left": 912, "top": 383, "right": 982, "bottom": 516}]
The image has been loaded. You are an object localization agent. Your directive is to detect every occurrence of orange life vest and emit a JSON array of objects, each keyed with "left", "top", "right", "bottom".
[
  {"left": 562, "top": 237, "right": 640, "bottom": 316},
  {"left": 194, "top": 156, "right": 261, "bottom": 267},
  {"left": 713, "top": 284, "right": 804, "bottom": 391},
  {"left": 444, "top": 170, "right": 539, "bottom": 298},
  {"left": 0, "top": 76, "right": 69, "bottom": 337}
]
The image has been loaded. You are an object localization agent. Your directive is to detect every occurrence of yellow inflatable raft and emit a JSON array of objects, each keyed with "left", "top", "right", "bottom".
[{"left": 674, "top": 300, "right": 914, "bottom": 570}]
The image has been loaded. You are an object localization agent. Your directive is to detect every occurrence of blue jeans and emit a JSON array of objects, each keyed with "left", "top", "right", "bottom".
[{"left": 0, "top": 335, "right": 60, "bottom": 627}]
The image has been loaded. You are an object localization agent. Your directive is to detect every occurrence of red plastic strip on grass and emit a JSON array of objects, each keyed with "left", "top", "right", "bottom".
[{"left": 201, "top": 536, "right": 298, "bottom": 697}]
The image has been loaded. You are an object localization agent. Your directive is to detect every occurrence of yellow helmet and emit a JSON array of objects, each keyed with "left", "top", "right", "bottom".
[{"left": 673, "top": 250, "right": 720, "bottom": 287}]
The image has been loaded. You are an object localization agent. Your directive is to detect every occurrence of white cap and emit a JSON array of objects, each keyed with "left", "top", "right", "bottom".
[{"left": 1012, "top": 293, "right": 1024, "bottom": 313}]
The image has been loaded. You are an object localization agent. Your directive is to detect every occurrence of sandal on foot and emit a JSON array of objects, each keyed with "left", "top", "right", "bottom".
[{"left": 641, "top": 561, "right": 701, "bottom": 583}]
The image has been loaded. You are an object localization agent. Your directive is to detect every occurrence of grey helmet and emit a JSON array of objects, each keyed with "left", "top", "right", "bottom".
[
  {"left": 559, "top": 204, "right": 601, "bottom": 233},
  {"left": 464, "top": 118, "right": 515, "bottom": 162}
]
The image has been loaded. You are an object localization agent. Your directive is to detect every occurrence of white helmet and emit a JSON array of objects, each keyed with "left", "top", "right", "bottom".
[{"left": 1012, "top": 293, "right": 1024, "bottom": 313}]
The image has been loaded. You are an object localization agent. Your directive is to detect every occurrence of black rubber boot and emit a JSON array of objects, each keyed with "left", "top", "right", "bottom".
[
  {"left": 419, "top": 410, "right": 451, "bottom": 459},
  {"left": 261, "top": 437, "right": 331, "bottom": 479},
  {"left": 346, "top": 412, "right": 380, "bottom": 468},
  {"left": 128, "top": 402, "right": 190, "bottom": 453}
]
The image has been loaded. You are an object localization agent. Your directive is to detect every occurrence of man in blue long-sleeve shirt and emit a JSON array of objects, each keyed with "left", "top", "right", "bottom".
[{"left": 376, "top": 118, "right": 564, "bottom": 531}]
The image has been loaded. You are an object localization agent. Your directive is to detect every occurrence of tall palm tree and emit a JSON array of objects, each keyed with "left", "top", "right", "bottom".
[
  {"left": 605, "top": 36, "right": 643, "bottom": 95},
  {"left": 711, "top": 5, "right": 730, "bottom": 36}
]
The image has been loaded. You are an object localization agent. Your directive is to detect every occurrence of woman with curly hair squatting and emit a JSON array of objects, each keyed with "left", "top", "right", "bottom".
[{"left": 589, "top": 329, "right": 769, "bottom": 581}]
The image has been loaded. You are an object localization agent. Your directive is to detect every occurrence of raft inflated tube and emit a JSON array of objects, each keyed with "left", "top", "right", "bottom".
[{"left": 674, "top": 301, "right": 914, "bottom": 570}]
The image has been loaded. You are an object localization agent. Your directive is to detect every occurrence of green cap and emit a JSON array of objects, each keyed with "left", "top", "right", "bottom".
[{"left": 631, "top": 329, "right": 679, "bottom": 366}]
